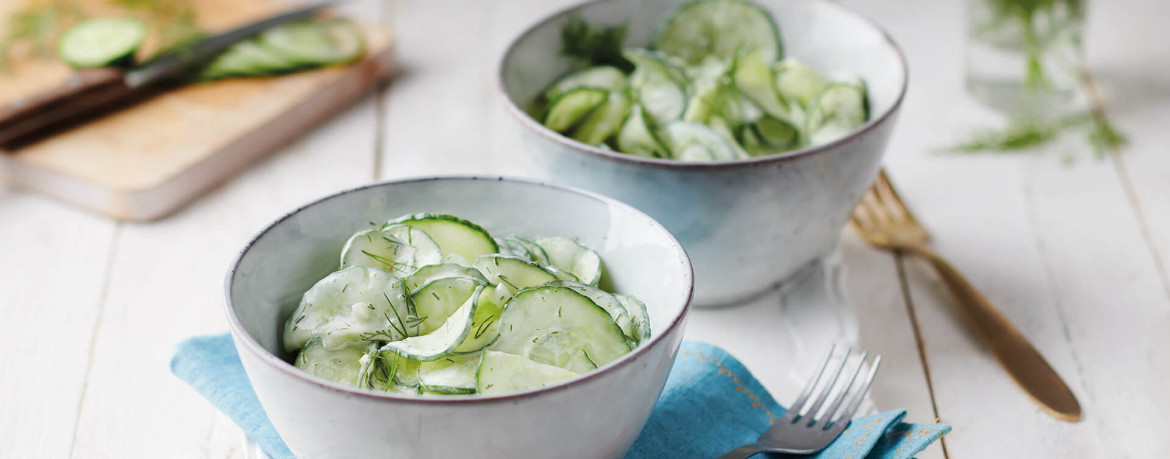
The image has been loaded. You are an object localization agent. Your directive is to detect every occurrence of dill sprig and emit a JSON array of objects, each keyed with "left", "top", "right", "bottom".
[
  {"left": 947, "top": 110, "right": 1124, "bottom": 157},
  {"left": 560, "top": 15, "right": 632, "bottom": 72}
]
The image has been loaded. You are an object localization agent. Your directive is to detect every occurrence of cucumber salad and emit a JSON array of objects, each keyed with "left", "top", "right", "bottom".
[
  {"left": 535, "top": 0, "right": 870, "bottom": 161},
  {"left": 282, "top": 213, "right": 650, "bottom": 396}
]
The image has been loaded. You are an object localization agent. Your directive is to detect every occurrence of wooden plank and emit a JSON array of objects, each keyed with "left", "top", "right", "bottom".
[
  {"left": 842, "top": 236, "right": 946, "bottom": 459},
  {"left": 0, "top": 190, "right": 116, "bottom": 458},
  {"left": 1088, "top": 0, "right": 1170, "bottom": 298},
  {"left": 847, "top": 0, "right": 1170, "bottom": 455},
  {"left": 67, "top": 95, "right": 380, "bottom": 457}
]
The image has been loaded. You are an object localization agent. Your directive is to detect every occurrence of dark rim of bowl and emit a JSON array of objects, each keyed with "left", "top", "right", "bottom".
[
  {"left": 224, "top": 175, "right": 695, "bottom": 405},
  {"left": 496, "top": 0, "right": 909, "bottom": 170}
]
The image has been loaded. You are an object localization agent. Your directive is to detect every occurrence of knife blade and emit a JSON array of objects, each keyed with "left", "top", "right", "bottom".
[{"left": 0, "top": 1, "right": 336, "bottom": 149}]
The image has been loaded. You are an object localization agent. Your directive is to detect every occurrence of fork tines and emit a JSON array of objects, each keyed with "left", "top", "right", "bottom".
[{"left": 782, "top": 345, "right": 882, "bottom": 431}]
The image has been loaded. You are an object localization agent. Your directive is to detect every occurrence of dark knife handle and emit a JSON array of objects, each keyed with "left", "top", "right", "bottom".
[{"left": 0, "top": 68, "right": 151, "bottom": 150}]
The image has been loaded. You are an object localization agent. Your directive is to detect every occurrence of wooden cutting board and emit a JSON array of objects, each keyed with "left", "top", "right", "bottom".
[{"left": 0, "top": 0, "right": 393, "bottom": 221}]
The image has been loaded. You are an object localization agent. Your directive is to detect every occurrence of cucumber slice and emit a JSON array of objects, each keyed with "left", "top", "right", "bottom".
[
  {"left": 733, "top": 48, "right": 788, "bottom": 119},
  {"left": 774, "top": 58, "right": 829, "bottom": 107},
  {"left": 564, "top": 349, "right": 599, "bottom": 374},
  {"left": 536, "top": 237, "right": 603, "bottom": 285},
  {"left": 543, "top": 66, "right": 629, "bottom": 101},
  {"left": 614, "top": 293, "right": 651, "bottom": 344},
  {"left": 491, "top": 286, "right": 631, "bottom": 370},
  {"left": 380, "top": 285, "right": 483, "bottom": 361},
  {"left": 658, "top": 121, "right": 742, "bottom": 161},
  {"left": 340, "top": 225, "right": 442, "bottom": 277},
  {"left": 258, "top": 19, "right": 365, "bottom": 67},
  {"left": 653, "top": 0, "right": 783, "bottom": 65},
  {"left": 750, "top": 115, "right": 800, "bottom": 152},
  {"left": 476, "top": 350, "right": 579, "bottom": 395},
  {"left": 543, "top": 88, "right": 608, "bottom": 133},
  {"left": 452, "top": 284, "right": 507, "bottom": 353},
  {"left": 419, "top": 353, "right": 480, "bottom": 394},
  {"left": 617, "top": 104, "right": 669, "bottom": 158},
  {"left": 473, "top": 255, "right": 558, "bottom": 290},
  {"left": 624, "top": 49, "right": 688, "bottom": 123},
  {"left": 548, "top": 281, "right": 633, "bottom": 340},
  {"left": 411, "top": 276, "right": 485, "bottom": 334},
  {"left": 389, "top": 354, "right": 422, "bottom": 388},
  {"left": 294, "top": 337, "right": 375, "bottom": 386},
  {"left": 389, "top": 214, "right": 499, "bottom": 264},
  {"left": 571, "top": 90, "right": 633, "bottom": 146},
  {"left": 545, "top": 266, "right": 580, "bottom": 282},
  {"left": 405, "top": 263, "right": 488, "bottom": 293},
  {"left": 283, "top": 266, "right": 415, "bottom": 351},
  {"left": 225, "top": 40, "right": 297, "bottom": 74},
  {"left": 495, "top": 237, "right": 551, "bottom": 266},
  {"left": 57, "top": 17, "right": 146, "bottom": 68},
  {"left": 805, "top": 83, "right": 868, "bottom": 145}
]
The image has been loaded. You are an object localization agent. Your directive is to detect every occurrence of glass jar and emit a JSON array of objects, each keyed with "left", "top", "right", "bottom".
[{"left": 965, "top": 0, "right": 1086, "bottom": 115}]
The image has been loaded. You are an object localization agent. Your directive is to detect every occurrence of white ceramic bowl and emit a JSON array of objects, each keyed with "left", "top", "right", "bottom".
[
  {"left": 225, "top": 176, "right": 693, "bottom": 459},
  {"left": 500, "top": 0, "right": 907, "bottom": 306}
]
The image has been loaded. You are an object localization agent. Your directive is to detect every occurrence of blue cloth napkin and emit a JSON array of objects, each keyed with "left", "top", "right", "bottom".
[{"left": 172, "top": 334, "right": 949, "bottom": 458}]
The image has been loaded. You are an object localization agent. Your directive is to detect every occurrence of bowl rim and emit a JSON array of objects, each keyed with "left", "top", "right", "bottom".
[
  {"left": 496, "top": 0, "right": 909, "bottom": 170},
  {"left": 224, "top": 175, "right": 695, "bottom": 405}
]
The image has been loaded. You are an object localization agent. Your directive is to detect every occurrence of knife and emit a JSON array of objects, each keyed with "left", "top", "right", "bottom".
[{"left": 0, "top": 1, "right": 335, "bottom": 149}]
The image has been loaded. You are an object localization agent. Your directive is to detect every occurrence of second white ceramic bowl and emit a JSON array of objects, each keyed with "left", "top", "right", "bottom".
[
  {"left": 225, "top": 176, "right": 693, "bottom": 459},
  {"left": 500, "top": 0, "right": 907, "bottom": 306}
]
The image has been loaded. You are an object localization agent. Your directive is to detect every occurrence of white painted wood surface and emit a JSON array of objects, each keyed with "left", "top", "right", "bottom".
[{"left": 1, "top": 0, "right": 1166, "bottom": 457}]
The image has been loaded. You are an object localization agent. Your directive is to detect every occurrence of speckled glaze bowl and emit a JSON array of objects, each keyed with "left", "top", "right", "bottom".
[
  {"left": 500, "top": 0, "right": 907, "bottom": 306},
  {"left": 225, "top": 177, "right": 693, "bottom": 458}
]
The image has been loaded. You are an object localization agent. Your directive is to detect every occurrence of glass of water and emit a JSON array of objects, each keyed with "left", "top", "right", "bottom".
[{"left": 965, "top": 0, "right": 1085, "bottom": 115}]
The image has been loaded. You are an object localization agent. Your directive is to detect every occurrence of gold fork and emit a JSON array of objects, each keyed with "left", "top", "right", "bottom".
[{"left": 850, "top": 169, "right": 1082, "bottom": 422}]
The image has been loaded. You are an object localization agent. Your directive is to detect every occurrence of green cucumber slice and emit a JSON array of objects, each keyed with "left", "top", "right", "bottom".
[
  {"left": 380, "top": 285, "right": 483, "bottom": 361},
  {"left": 774, "top": 58, "right": 829, "bottom": 107},
  {"left": 733, "top": 47, "right": 789, "bottom": 118},
  {"left": 405, "top": 263, "right": 488, "bottom": 293},
  {"left": 658, "top": 121, "right": 743, "bottom": 161},
  {"left": 614, "top": 293, "right": 651, "bottom": 344},
  {"left": 258, "top": 19, "right": 365, "bottom": 66},
  {"left": 294, "top": 337, "right": 375, "bottom": 386},
  {"left": 653, "top": 0, "right": 782, "bottom": 65},
  {"left": 564, "top": 349, "right": 599, "bottom": 374},
  {"left": 340, "top": 225, "right": 441, "bottom": 277},
  {"left": 389, "top": 214, "right": 499, "bottom": 264},
  {"left": 419, "top": 353, "right": 480, "bottom": 394},
  {"left": 536, "top": 237, "right": 603, "bottom": 285},
  {"left": 491, "top": 286, "right": 631, "bottom": 370},
  {"left": 545, "top": 266, "right": 580, "bottom": 282},
  {"left": 571, "top": 90, "right": 633, "bottom": 146},
  {"left": 543, "top": 66, "right": 629, "bottom": 101},
  {"left": 57, "top": 17, "right": 146, "bottom": 68},
  {"left": 624, "top": 49, "right": 688, "bottom": 123},
  {"left": 283, "top": 266, "right": 415, "bottom": 351},
  {"left": 805, "top": 83, "right": 868, "bottom": 145},
  {"left": 495, "top": 237, "right": 551, "bottom": 266},
  {"left": 747, "top": 114, "right": 800, "bottom": 154},
  {"left": 616, "top": 104, "right": 669, "bottom": 158},
  {"left": 473, "top": 255, "right": 558, "bottom": 290},
  {"left": 451, "top": 284, "right": 507, "bottom": 353},
  {"left": 476, "top": 350, "right": 579, "bottom": 395},
  {"left": 543, "top": 87, "right": 608, "bottom": 133},
  {"left": 411, "top": 276, "right": 485, "bottom": 334},
  {"left": 548, "top": 281, "right": 633, "bottom": 340}
]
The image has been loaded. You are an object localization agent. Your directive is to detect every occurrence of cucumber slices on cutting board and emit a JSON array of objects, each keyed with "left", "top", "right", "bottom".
[
  {"left": 282, "top": 213, "right": 650, "bottom": 396},
  {"left": 534, "top": 0, "right": 869, "bottom": 161}
]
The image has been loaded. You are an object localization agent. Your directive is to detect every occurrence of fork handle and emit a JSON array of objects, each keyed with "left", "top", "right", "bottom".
[
  {"left": 910, "top": 246, "right": 1082, "bottom": 421},
  {"left": 716, "top": 445, "right": 763, "bottom": 459}
]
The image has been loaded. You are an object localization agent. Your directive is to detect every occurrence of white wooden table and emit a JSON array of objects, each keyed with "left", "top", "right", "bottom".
[{"left": 2, "top": 0, "right": 1167, "bottom": 457}]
